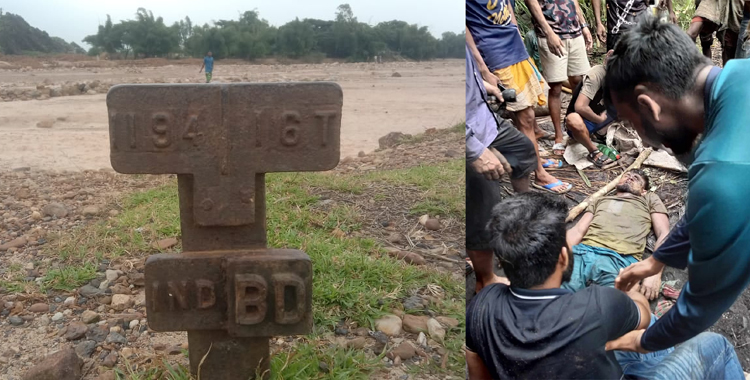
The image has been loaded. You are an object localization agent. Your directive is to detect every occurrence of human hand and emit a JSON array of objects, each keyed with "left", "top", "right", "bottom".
[
  {"left": 482, "top": 70, "right": 499, "bottom": 88},
  {"left": 596, "top": 23, "right": 606, "bottom": 43},
  {"left": 597, "top": 111, "right": 609, "bottom": 124},
  {"left": 615, "top": 256, "right": 666, "bottom": 292},
  {"left": 583, "top": 27, "right": 593, "bottom": 51},
  {"left": 670, "top": 11, "right": 678, "bottom": 24},
  {"left": 546, "top": 33, "right": 565, "bottom": 57},
  {"left": 640, "top": 273, "right": 661, "bottom": 301},
  {"left": 606, "top": 329, "right": 648, "bottom": 353},
  {"left": 483, "top": 80, "right": 503, "bottom": 100},
  {"left": 475, "top": 274, "right": 510, "bottom": 293},
  {"left": 470, "top": 148, "right": 510, "bottom": 181}
]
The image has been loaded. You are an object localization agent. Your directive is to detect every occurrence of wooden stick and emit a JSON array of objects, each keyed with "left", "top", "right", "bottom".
[{"left": 566, "top": 148, "right": 653, "bottom": 222}]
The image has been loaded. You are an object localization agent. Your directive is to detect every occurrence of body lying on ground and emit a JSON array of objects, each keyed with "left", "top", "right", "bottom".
[
  {"left": 563, "top": 169, "right": 670, "bottom": 300},
  {"left": 465, "top": 192, "right": 743, "bottom": 380}
]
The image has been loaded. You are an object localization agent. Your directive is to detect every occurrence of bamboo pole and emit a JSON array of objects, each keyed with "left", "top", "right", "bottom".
[{"left": 566, "top": 148, "right": 653, "bottom": 222}]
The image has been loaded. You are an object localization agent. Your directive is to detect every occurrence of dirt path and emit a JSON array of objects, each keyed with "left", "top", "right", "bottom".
[{"left": 0, "top": 59, "right": 463, "bottom": 172}]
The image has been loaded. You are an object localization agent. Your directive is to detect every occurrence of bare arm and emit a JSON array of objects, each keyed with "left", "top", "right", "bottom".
[
  {"left": 572, "top": 0, "right": 593, "bottom": 49},
  {"left": 640, "top": 212, "right": 670, "bottom": 300},
  {"left": 465, "top": 27, "right": 498, "bottom": 86},
  {"left": 466, "top": 349, "right": 493, "bottom": 379},
  {"left": 574, "top": 92, "right": 607, "bottom": 123},
  {"left": 593, "top": 0, "right": 606, "bottom": 42},
  {"left": 199, "top": 62, "right": 205, "bottom": 73},
  {"left": 566, "top": 212, "right": 594, "bottom": 247}
]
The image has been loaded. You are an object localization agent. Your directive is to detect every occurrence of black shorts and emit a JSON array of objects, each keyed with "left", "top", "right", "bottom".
[{"left": 466, "top": 119, "right": 535, "bottom": 251}]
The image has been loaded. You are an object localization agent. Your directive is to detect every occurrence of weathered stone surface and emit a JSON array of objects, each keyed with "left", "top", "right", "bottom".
[
  {"left": 402, "top": 315, "right": 430, "bottom": 334},
  {"left": 378, "top": 132, "right": 411, "bottom": 149},
  {"left": 21, "top": 348, "right": 82, "bottom": 380},
  {"left": 374, "top": 314, "right": 402, "bottom": 336}
]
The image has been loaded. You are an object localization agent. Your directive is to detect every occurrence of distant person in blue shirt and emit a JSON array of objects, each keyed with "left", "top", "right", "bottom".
[
  {"left": 199, "top": 51, "right": 214, "bottom": 83},
  {"left": 604, "top": 16, "right": 750, "bottom": 354}
]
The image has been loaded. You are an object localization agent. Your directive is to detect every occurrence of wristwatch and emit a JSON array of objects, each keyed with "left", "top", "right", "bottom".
[{"left": 581, "top": 22, "right": 589, "bottom": 28}]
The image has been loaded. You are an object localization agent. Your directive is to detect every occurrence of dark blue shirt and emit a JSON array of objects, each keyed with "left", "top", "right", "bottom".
[
  {"left": 642, "top": 59, "right": 750, "bottom": 352},
  {"left": 466, "top": 0, "right": 529, "bottom": 71},
  {"left": 204, "top": 56, "right": 214, "bottom": 72},
  {"left": 466, "top": 284, "right": 640, "bottom": 379}
]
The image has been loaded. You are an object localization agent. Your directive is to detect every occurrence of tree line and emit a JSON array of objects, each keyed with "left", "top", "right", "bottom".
[{"left": 83, "top": 5, "right": 464, "bottom": 62}]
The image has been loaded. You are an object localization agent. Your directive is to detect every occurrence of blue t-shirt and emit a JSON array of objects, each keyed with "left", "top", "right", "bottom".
[
  {"left": 641, "top": 59, "right": 750, "bottom": 352},
  {"left": 466, "top": 0, "right": 529, "bottom": 72},
  {"left": 204, "top": 56, "right": 214, "bottom": 72}
]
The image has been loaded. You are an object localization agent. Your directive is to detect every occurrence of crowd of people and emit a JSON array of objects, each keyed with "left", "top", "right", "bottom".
[{"left": 465, "top": 0, "right": 750, "bottom": 376}]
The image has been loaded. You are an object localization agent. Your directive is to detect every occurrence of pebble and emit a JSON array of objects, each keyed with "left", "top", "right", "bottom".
[
  {"left": 347, "top": 336, "right": 367, "bottom": 350},
  {"left": 9, "top": 316, "right": 24, "bottom": 326},
  {"left": 81, "top": 310, "right": 100, "bottom": 324},
  {"left": 42, "top": 202, "right": 68, "bottom": 218},
  {"left": 106, "top": 332, "right": 127, "bottom": 344},
  {"left": 64, "top": 296, "right": 76, "bottom": 306},
  {"left": 319, "top": 361, "right": 330, "bottom": 373},
  {"left": 105, "top": 270, "right": 119, "bottom": 282},
  {"left": 403, "top": 295, "right": 424, "bottom": 311},
  {"left": 153, "top": 237, "right": 178, "bottom": 250},
  {"left": 110, "top": 294, "right": 133, "bottom": 311},
  {"left": 424, "top": 218, "right": 441, "bottom": 231},
  {"left": 436, "top": 316, "right": 460, "bottom": 329},
  {"left": 82, "top": 205, "right": 100, "bottom": 216},
  {"left": 65, "top": 322, "right": 89, "bottom": 340},
  {"left": 75, "top": 340, "right": 97, "bottom": 358},
  {"left": 427, "top": 318, "right": 445, "bottom": 343},
  {"left": 29, "top": 303, "right": 49, "bottom": 313},
  {"left": 402, "top": 314, "right": 430, "bottom": 333},
  {"left": 102, "top": 352, "right": 118, "bottom": 368},
  {"left": 79, "top": 284, "right": 102, "bottom": 297},
  {"left": 375, "top": 314, "right": 402, "bottom": 336},
  {"left": 128, "top": 319, "right": 139, "bottom": 330},
  {"left": 390, "top": 341, "right": 417, "bottom": 360},
  {"left": 51, "top": 312, "right": 64, "bottom": 321},
  {"left": 63, "top": 309, "right": 73, "bottom": 316}
]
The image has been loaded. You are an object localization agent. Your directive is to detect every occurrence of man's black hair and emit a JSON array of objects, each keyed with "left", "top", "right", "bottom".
[
  {"left": 630, "top": 169, "right": 650, "bottom": 190},
  {"left": 487, "top": 193, "right": 567, "bottom": 288},
  {"left": 604, "top": 15, "right": 711, "bottom": 105}
]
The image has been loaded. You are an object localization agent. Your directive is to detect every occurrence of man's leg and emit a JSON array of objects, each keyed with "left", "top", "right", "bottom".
[
  {"left": 490, "top": 118, "right": 536, "bottom": 193},
  {"left": 723, "top": 30, "right": 738, "bottom": 64},
  {"left": 619, "top": 332, "right": 744, "bottom": 380},
  {"left": 466, "top": 156, "right": 509, "bottom": 295},
  {"left": 565, "top": 113, "right": 598, "bottom": 152},
  {"left": 538, "top": 37, "right": 571, "bottom": 153},
  {"left": 513, "top": 107, "right": 571, "bottom": 192}
]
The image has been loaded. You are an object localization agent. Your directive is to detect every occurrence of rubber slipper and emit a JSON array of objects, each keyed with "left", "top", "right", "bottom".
[
  {"left": 655, "top": 300, "right": 675, "bottom": 318},
  {"left": 662, "top": 285, "right": 681, "bottom": 300},
  {"left": 587, "top": 151, "right": 614, "bottom": 168},
  {"left": 532, "top": 180, "right": 572, "bottom": 194},
  {"left": 542, "top": 158, "right": 564, "bottom": 169}
]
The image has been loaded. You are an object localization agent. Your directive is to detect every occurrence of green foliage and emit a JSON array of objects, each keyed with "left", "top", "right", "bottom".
[
  {"left": 0, "top": 12, "right": 83, "bottom": 54},
  {"left": 82, "top": 5, "right": 463, "bottom": 61}
]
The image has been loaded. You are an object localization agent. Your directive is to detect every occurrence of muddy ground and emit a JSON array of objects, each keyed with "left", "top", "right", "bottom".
[{"left": 0, "top": 56, "right": 463, "bottom": 171}]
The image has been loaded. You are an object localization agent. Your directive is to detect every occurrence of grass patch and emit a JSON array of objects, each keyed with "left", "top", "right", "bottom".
[
  {"left": 41, "top": 263, "right": 97, "bottom": 291},
  {"left": 288, "top": 159, "right": 465, "bottom": 218},
  {"left": 34, "top": 160, "right": 465, "bottom": 376}
]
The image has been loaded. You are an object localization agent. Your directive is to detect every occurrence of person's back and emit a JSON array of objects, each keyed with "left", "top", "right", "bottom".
[
  {"left": 466, "top": 283, "right": 639, "bottom": 379},
  {"left": 465, "top": 0, "right": 528, "bottom": 72}
]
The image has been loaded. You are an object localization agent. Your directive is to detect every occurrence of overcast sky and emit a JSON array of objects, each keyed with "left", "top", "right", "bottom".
[{"left": 2, "top": 0, "right": 463, "bottom": 48}]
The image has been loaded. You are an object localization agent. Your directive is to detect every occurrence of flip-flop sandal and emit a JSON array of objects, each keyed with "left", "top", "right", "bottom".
[
  {"left": 655, "top": 300, "right": 675, "bottom": 318},
  {"left": 542, "top": 158, "right": 564, "bottom": 170},
  {"left": 532, "top": 180, "right": 573, "bottom": 194},
  {"left": 662, "top": 285, "right": 681, "bottom": 300},
  {"left": 552, "top": 142, "right": 566, "bottom": 155},
  {"left": 587, "top": 151, "right": 614, "bottom": 168}
]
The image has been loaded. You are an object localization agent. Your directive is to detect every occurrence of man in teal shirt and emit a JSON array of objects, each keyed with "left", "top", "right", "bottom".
[
  {"left": 199, "top": 51, "right": 214, "bottom": 83},
  {"left": 604, "top": 16, "right": 750, "bottom": 353}
]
